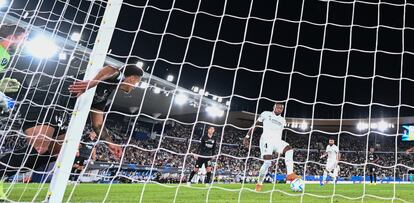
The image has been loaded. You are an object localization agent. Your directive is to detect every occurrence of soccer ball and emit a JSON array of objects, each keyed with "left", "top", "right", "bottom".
[{"left": 290, "top": 178, "right": 304, "bottom": 192}]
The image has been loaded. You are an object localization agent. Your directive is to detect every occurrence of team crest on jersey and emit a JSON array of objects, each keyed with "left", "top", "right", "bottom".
[{"left": 1, "top": 58, "right": 8, "bottom": 66}]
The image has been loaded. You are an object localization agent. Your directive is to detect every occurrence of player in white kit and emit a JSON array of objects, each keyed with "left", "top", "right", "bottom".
[
  {"left": 243, "top": 103, "right": 299, "bottom": 192},
  {"left": 319, "top": 138, "right": 340, "bottom": 185}
]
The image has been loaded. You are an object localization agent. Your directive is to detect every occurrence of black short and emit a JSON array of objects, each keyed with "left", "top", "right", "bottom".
[
  {"left": 195, "top": 157, "right": 211, "bottom": 168},
  {"left": 91, "top": 101, "right": 106, "bottom": 112},
  {"left": 74, "top": 156, "right": 86, "bottom": 166},
  {"left": 368, "top": 165, "right": 376, "bottom": 173},
  {"left": 19, "top": 102, "right": 70, "bottom": 138}
]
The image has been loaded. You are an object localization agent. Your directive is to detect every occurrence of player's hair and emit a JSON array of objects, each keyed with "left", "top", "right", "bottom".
[
  {"left": 274, "top": 102, "right": 285, "bottom": 108},
  {"left": 329, "top": 137, "right": 335, "bottom": 141},
  {"left": 0, "top": 24, "right": 26, "bottom": 38},
  {"left": 121, "top": 64, "right": 144, "bottom": 77}
]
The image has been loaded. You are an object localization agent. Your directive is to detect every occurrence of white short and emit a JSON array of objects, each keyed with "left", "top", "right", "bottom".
[
  {"left": 259, "top": 137, "right": 289, "bottom": 158},
  {"left": 325, "top": 161, "right": 337, "bottom": 172},
  {"left": 326, "top": 161, "right": 340, "bottom": 176}
]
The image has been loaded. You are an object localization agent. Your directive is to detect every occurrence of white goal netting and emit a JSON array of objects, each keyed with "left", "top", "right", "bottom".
[{"left": 0, "top": 0, "right": 413, "bottom": 202}]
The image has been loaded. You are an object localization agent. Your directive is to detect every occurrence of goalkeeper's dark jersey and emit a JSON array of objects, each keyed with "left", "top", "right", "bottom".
[
  {"left": 197, "top": 135, "right": 217, "bottom": 157},
  {"left": 368, "top": 152, "right": 377, "bottom": 162}
]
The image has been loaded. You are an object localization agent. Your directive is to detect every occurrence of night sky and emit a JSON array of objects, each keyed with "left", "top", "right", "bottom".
[{"left": 7, "top": 0, "right": 414, "bottom": 120}]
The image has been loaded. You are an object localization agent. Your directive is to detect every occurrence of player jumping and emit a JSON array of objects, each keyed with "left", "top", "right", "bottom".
[
  {"left": 319, "top": 138, "right": 340, "bottom": 186},
  {"left": 187, "top": 126, "right": 217, "bottom": 186},
  {"left": 243, "top": 103, "right": 299, "bottom": 192},
  {"left": 0, "top": 65, "right": 142, "bottom": 192}
]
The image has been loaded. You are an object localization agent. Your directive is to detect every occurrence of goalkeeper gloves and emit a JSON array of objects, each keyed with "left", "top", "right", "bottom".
[
  {"left": 0, "top": 78, "right": 20, "bottom": 93},
  {"left": 0, "top": 91, "right": 14, "bottom": 112}
]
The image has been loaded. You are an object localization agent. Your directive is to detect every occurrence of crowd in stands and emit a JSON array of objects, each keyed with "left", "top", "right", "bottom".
[{"left": 1, "top": 116, "right": 414, "bottom": 183}]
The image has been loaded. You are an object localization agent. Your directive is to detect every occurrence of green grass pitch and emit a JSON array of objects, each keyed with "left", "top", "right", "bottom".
[{"left": 3, "top": 183, "right": 414, "bottom": 202}]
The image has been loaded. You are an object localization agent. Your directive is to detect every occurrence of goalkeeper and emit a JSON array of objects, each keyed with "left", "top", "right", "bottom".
[{"left": 0, "top": 25, "right": 27, "bottom": 111}]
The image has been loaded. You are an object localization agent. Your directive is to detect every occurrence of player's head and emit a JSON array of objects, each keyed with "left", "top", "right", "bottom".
[
  {"left": 273, "top": 103, "right": 284, "bottom": 115},
  {"left": 207, "top": 126, "right": 215, "bottom": 136},
  {"left": 0, "top": 25, "right": 27, "bottom": 51},
  {"left": 120, "top": 64, "right": 143, "bottom": 93},
  {"left": 328, "top": 138, "right": 335, "bottom": 145}
]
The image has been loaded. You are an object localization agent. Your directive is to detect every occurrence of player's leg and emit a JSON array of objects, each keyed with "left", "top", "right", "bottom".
[
  {"left": 278, "top": 141, "right": 298, "bottom": 181},
  {"left": 0, "top": 124, "right": 55, "bottom": 179},
  {"left": 187, "top": 158, "right": 201, "bottom": 185},
  {"left": 256, "top": 138, "right": 273, "bottom": 191},
  {"left": 332, "top": 165, "right": 340, "bottom": 184},
  {"left": 205, "top": 159, "right": 212, "bottom": 184},
  {"left": 373, "top": 169, "right": 377, "bottom": 184}
]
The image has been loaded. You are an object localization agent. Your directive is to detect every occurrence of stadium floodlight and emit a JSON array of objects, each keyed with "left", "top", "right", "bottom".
[
  {"left": 192, "top": 86, "right": 199, "bottom": 93},
  {"left": 198, "top": 89, "right": 204, "bottom": 95},
  {"left": 218, "top": 97, "right": 223, "bottom": 103},
  {"left": 136, "top": 61, "right": 144, "bottom": 69},
  {"left": 166, "top": 75, "right": 174, "bottom": 82},
  {"left": 153, "top": 86, "right": 161, "bottom": 94},
  {"left": 206, "top": 105, "right": 224, "bottom": 117},
  {"left": 175, "top": 93, "right": 188, "bottom": 105},
  {"left": 225, "top": 101, "right": 230, "bottom": 106},
  {"left": 59, "top": 52, "right": 67, "bottom": 60},
  {"left": 212, "top": 95, "right": 218, "bottom": 101},
  {"left": 300, "top": 121, "right": 308, "bottom": 130},
  {"left": 0, "top": 0, "right": 7, "bottom": 7},
  {"left": 378, "top": 121, "right": 388, "bottom": 132},
  {"left": 139, "top": 81, "right": 149, "bottom": 89},
  {"left": 204, "top": 91, "right": 209, "bottom": 97},
  {"left": 70, "top": 32, "right": 81, "bottom": 42},
  {"left": 26, "top": 35, "right": 58, "bottom": 59},
  {"left": 370, "top": 123, "right": 378, "bottom": 130},
  {"left": 357, "top": 122, "right": 369, "bottom": 131}
]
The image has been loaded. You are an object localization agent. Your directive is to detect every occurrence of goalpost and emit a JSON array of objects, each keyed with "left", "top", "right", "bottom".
[{"left": 0, "top": 0, "right": 413, "bottom": 203}]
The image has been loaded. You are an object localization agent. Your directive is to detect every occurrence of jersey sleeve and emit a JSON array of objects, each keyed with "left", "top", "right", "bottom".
[{"left": 257, "top": 112, "right": 267, "bottom": 122}]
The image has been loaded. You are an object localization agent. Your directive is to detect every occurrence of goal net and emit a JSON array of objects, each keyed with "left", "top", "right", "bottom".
[{"left": 0, "top": 0, "right": 413, "bottom": 202}]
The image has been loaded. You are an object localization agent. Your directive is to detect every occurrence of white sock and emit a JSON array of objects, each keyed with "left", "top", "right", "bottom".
[
  {"left": 323, "top": 170, "right": 328, "bottom": 182},
  {"left": 285, "top": 149, "right": 294, "bottom": 175},
  {"left": 258, "top": 160, "right": 272, "bottom": 184}
]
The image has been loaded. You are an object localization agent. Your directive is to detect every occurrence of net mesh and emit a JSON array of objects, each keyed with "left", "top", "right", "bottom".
[{"left": 0, "top": 0, "right": 413, "bottom": 202}]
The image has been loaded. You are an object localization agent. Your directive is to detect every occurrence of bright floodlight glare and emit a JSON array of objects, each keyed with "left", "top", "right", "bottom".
[
  {"left": 204, "top": 91, "right": 209, "bottom": 97},
  {"left": 370, "top": 123, "right": 378, "bottom": 129},
  {"left": 153, "top": 87, "right": 161, "bottom": 94},
  {"left": 218, "top": 97, "right": 223, "bottom": 103},
  {"left": 357, "top": 122, "right": 368, "bottom": 131},
  {"left": 139, "top": 81, "right": 148, "bottom": 89},
  {"left": 59, "top": 52, "right": 67, "bottom": 60},
  {"left": 212, "top": 95, "right": 218, "bottom": 100},
  {"left": 300, "top": 121, "right": 308, "bottom": 130},
  {"left": 175, "top": 94, "right": 188, "bottom": 105},
  {"left": 225, "top": 101, "right": 230, "bottom": 106},
  {"left": 70, "top": 32, "right": 81, "bottom": 42},
  {"left": 378, "top": 120, "right": 388, "bottom": 132},
  {"left": 206, "top": 106, "right": 224, "bottom": 117},
  {"left": 167, "top": 75, "right": 174, "bottom": 82},
  {"left": 136, "top": 61, "right": 144, "bottom": 69},
  {"left": 26, "top": 36, "right": 58, "bottom": 59},
  {"left": 0, "top": 0, "right": 6, "bottom": 7},
  {"left": 193, "top": 86, "right": 199, "bottom": 93}
]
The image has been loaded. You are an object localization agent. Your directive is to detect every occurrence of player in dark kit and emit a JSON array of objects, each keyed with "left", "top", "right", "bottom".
[
  {"left": 0, "top": 64, "right": 142, "bottom": 183},
  {"left": 367, "top": 147, "right": 379, "bottom": 185},
  {"left": 69, "top": 64, "right": 143, "bottom": 159},
  {"left": 70, "top": 131, "right": 97, "bottom": 181},
  {"left": 187, "top": 126, "right": 217, "bottom": 186}
]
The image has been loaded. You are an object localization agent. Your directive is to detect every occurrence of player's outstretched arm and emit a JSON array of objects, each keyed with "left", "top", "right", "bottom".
[
  {"left": 69, "top": 66, "right": 119, "bottom": 97},
  {"left": 243, "top": 120, "right": 260, "bottom": 148}
]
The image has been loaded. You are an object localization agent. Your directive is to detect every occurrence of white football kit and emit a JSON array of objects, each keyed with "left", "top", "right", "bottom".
[
  {"left": 258, "top": 111, "right": 287, "bottom": 158},
  {"left": 325, "top": 144, "right": 340, "bottom": 174}
]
